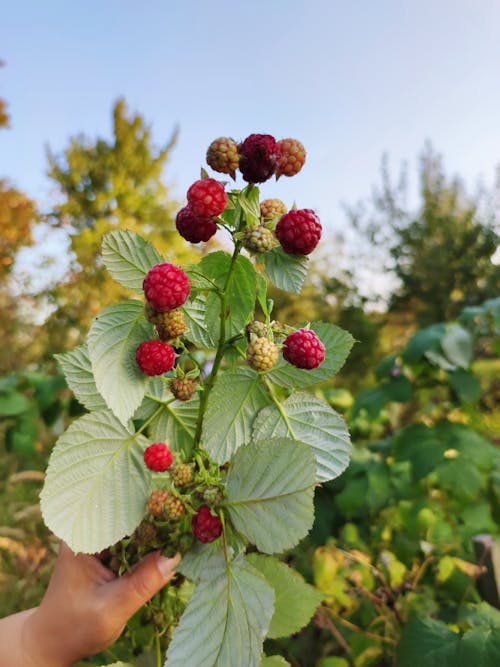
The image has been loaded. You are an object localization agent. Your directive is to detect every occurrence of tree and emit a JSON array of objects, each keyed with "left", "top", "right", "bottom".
[
  {"left": 43, "top": 98, "right": 196, "bottom": 354},
  {"left": 349, "top": 144, "right": 500, "bottom": 325}
]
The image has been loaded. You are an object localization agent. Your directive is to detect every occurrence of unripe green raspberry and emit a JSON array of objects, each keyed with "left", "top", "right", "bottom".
[
  {"left": 151, "top": 309, "right": 187, "bottom": 341},
  {"left": 203, "top": 487, "right": 225, "bottom": 506},
  {"left": 260, "top": 198, "right": 287, "bottom": 219},
  {"left": 206, "top": 137, "right": 239, "bottom": 177},
  {"left": 169, "top": 463, "right": 194, "bottom": 487},
  {"left": 242, "top": 225, "right": 276, "bottom": 254},
  {"left": 164, "top": 491, "right": 186, "bottom": 520},
  {"left": 246, "top": 337, "right": 279, "bottom": 372},
  {"left": 170, "top": 377, "right": 197, "bottom": 401},
  {"left": 147, "top": 489, "right": 169, "bottom": 518},
  {"left": 246, "top": 320, "right": 268, "bottom": 340}
]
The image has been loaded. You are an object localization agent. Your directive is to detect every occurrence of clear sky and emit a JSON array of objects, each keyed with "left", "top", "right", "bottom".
[{"left": 2, "top": 0, "right": 500, "bottom": 239}]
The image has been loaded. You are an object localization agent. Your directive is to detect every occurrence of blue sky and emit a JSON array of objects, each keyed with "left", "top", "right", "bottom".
[{"left": 2, "top": 0, "right": 500, "bottom": 240}]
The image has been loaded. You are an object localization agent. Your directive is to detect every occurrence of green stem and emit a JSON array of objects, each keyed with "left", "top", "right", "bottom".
[
  {"left": 155, "top": 629, "right": 162, "bottom": 667},
  {"left": 193, "top": 241, "right": 243, "bottom": 449}
]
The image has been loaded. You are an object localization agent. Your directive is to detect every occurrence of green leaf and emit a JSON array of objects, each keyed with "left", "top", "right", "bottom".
[
  {"left": 0, "top": 390, "right": 30, "bottom": 416},
  {"left": 402, "top": 323, "right": 446, "bottom": 364},
  {"left": 262, "top": 247, "right": 309, "bottom": 295},
  {"left": 202, "top": 368, "right": 271, "bottom": 464},
  {"left": 239, "top": 184, "right": 261, "bottom": 228},
  {"left": 267, "top": 322, "right": 354, "bottom": 389},
  {"left": 165, "top": 558, "right": 274, "bottom": 667},
  {"left": 247, "top": 554, "right": 323, "bottom": 639},
  {"left": 40, "top": 409, "right": 150, "bottom": 554},
  {"left": 151, "top": 395, "right": 200, "bottom": 459},
  {"left": 441, "top": 324, "right": 473, "bottom": 369},
  {"left": 101, "top": 230, "right": 162, "bottom": 292},
  {"left": 261, "top": 657, "right": 291, "bottom": 666},
  {"left": 392, "top": 424, "right": 446, "bottom": 481},
  {"left": 5, "top": 408, "right": 38, "bottom": 455},
  {"left": 226, "top": 438, "right": 316, "bottom": 553},
  {"left": 177, "top": 541, "right": 227, "bottom": 583},
  {"left": 87, "top": 300, "right": 153, "bottom": 424},
  {"left": 252, "top": 393, "right": 351, "bottom": 483},
  {"left": 55, "top": 344, "right": 107, "bottom": 412},
  {"left": 183, "top": 294, "right": 217, "bottom": 349},
  {"left": 200, "top": 252, "right": 257, "bottom": 340},
  {"left": 448, "top": 369, "right": 482, "bottom": 403},
  {"left": 396, "top": 616, "right": 459, "bottom": 666}
]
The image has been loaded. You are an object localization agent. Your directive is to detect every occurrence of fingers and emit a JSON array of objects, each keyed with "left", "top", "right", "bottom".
[{"left": 104, "top": 551, "right": 181, "bottom": 622}]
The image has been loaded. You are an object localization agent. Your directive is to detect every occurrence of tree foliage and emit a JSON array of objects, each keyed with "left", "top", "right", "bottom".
[{"left": 350, "top": 144, "right": 500, "bottom": 324}]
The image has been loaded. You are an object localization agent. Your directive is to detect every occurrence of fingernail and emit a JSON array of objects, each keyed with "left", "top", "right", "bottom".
[{"left": 156, "top": 552, "right": 181, "bottom": 579}]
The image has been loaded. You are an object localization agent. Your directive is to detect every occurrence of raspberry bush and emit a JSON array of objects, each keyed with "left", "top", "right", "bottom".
[{"left": 40, "top": 135, "right": 354, "bottom": 667}]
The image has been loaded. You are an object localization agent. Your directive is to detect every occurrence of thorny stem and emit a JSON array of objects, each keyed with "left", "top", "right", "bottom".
[{"left": 193, "top": 240, "right": 243, "bottom": 449}]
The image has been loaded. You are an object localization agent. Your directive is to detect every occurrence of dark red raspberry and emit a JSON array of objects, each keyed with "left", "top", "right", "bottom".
[
  {"left": 276, "top": 138, "right": 306, "bottom": 178},
  {"left": 283, "top": 328, "right": 325, "bottom": 369},
  {"left": 238, "top": 134, "right": 281, "bottom": 183},
  {"left": 136, "top": 340, "right": 175, "bottom": 376},
  {"left": 143, "top": 442, "right": 174, "bottom": 472},
  {"left": 187, "top": 179, "right": 227, "bottom": 217},
  {"left": 175, "top": 206, "right": 217, "bottom": 244},
  {"left": 143, "top": 263, "right": 190, "bottom": 312},
  {"left": 191, "top": 505, "right": 223, "bottom": 543},
  {"left": 275, "top": 209, "right": 322, "bottom": 255},
  {"left": 170, "top": 377, "right": 197, "bottom": 401},
  {"left": 206, "top": 137, "right": 239, "bottom": 177}
]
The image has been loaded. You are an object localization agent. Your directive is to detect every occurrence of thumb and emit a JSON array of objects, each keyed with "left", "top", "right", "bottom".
[{"left": 106, "top": 551, "right": 180, "bottom": 622}]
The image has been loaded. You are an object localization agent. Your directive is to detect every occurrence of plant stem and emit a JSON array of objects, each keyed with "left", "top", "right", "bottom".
[
  {"left": 155, "top": 629, "right": 162, "bottom": 667},
  {"left": 193, "top": 241, "right": 243, "bottom": 449}
]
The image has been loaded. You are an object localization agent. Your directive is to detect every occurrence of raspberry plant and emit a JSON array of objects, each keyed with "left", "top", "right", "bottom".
[{"left": 40, "top": 135, "right": 354, "bottom": 667}]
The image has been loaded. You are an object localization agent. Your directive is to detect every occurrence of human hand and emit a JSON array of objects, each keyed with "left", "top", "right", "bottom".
[{"left": 22, "top": 542, "right": 180, "bottom": 667}]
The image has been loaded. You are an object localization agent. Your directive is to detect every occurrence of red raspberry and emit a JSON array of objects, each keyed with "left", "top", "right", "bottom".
[
  {"left": 187, "top": 179, "right": 227, "bottom": 217},
  {"left": 260, "top": 198, "right": 287, "bottom": 220},
  {"left": 242, "top": 225, "right": 276, "bottom": 254},
  {"left": 143, "top": 263, "right": 190, "bottom": 312},
  {"left": 246, "top": 337, "right": 279, "bottom": 372},
  {"left": 170, "top": 377, "right": 197, "bottom": 402},
  {"left": 206, "top": 137, "right": 239, "bottom": 177},
  {"left": 144, "top": 442, "right": 174, "bottom": 472},
  {"left": 283, "top": 328, "right": 325, "bottom": 369},
  {"left": 169, "top": 463, "right": 194, "bottom": 487},
  {"left": 238, "top": 134, "right": 281, "bottom": 183},
  {"left": 136, "top": 340, "right": 175, "bottom": 376},
  {"left": 175, "top": 206, "right": 217, "bottom": 244},
  {"left": 276, "top": 138, "right": 306, "bottom": 178},
  {"left": 275, "top": 209, "right": 322, "bottom": 255},
  {"left": 192, "top": 505, "right": 222, "bottom": 543}
]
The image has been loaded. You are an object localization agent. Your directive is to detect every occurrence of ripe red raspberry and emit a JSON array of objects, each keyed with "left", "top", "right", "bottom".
[
  {"left": 187, "top": 179, "right": 227, "bottom": 218},
  {"left": 136, "top": 340, "right": 175, "bottom": 376},
  {"left": 147, "top": 489, "right": 169, "bottom": 517},
  {"left": 242, "top": 225, "right": 276, "bottom": 254},
  {"left": 176, "top": 206, "right": 217, "bottom": 243},
  {"left": 276, "top": 138, "right": 306, "bottom": 178},
  {"left": 238, "top": 134, "right": 281, "bottom": 183},
  {"left": 275, "top": 209, "right": 322, "bottom": 255},
  {"left": 260, "top": 198, "right": 287, "bottom": 220},
  {"left": 170, "top": 377, "right": 197, "bottom": 402},
  {"left": 143, "top": 263, "right": 190, "bottom": 312},
  {"left": 169, "top": 463, "right": 194, "bottom": 487},
  {"left": 143, "top": 442, "right": 174, "bottom": 472},
  {"left": 206, "top": 137, "right": 239, "bottom": 177},
  {"left": 164, "top": 491, "right": 186, "bottom": 520},
  {"left": 283, "top": 328, "right": 325, "bottom": 369},
  {"left": 192, "top": 505, "right": 223, "bottom": 543},
  {"left": 246, "top": 337, "right": 279, "bottom": 372}
]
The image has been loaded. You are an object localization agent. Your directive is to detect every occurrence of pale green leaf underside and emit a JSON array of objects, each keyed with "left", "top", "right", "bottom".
[
  {"left": 40, "top": 410, "right": 150, "bottom": 553},
  {"left": 252, "top": 393, "right": 351, "bottom": 482},
  {"left": 227, "top": 439, "right": 316, "bottom": 553},
  {"left": 247, "top": 553, "right": 324, "bottom": 639},
  {"left": 267, "top": 322, "right": 355, "bottom": 389},
  {"left": 55, "top": 344, "right": 107, "bottom": 412},
  {"left": 151, "top": 395, "right": 200, "bottom": 458},
  {"left": 262, "top": 247, "right": 308, "bottom": 295},
  {"left": 165, "top": 559, "right": 274, "bottom": 667},
  {"left": 202, "top": 368, "right": 271, "bottom": 464},
  {"left": 177, "top": 541, "right": 227, "bottom": 583},
  {"left": 87, "top": 300, "right": 153, "bottom": 424},
  {"left": 183, "top": 294, "right": 217, "bottom": 349},
  {"left": 442, "top": 323, "right": 473, "bottom": 369},
  {"left": 102, "top": 230, "right": 162, "bottom": 292}
]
